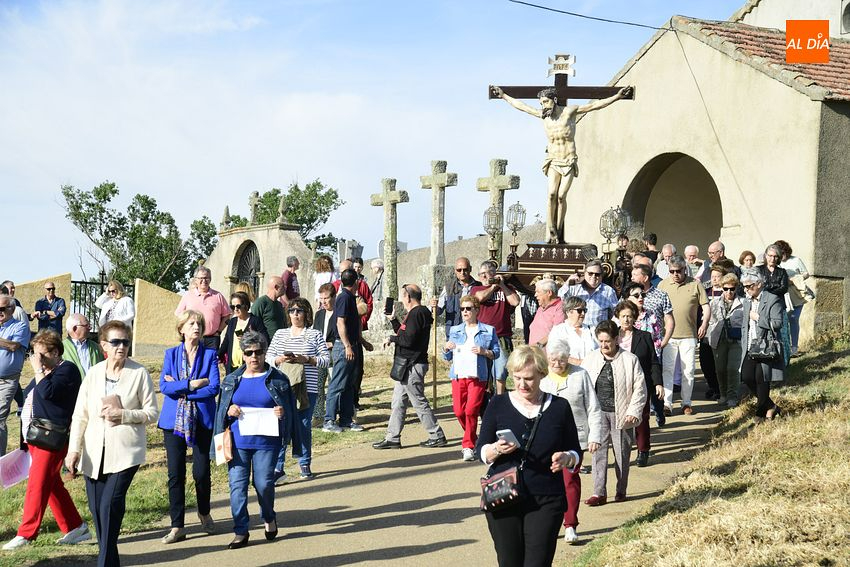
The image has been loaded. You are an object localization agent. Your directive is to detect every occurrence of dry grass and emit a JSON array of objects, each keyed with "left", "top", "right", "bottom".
[{"left": 575, "top": 334, "right": 850, "bottom": 567}]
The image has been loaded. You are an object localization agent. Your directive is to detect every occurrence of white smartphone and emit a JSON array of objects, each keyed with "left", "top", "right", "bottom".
[{"left": 496, "top": 429, "right": 520, "bottom": 446}]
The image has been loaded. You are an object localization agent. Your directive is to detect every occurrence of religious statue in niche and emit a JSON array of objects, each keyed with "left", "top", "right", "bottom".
[{"left": 491, "top": 84, "right": 631, "bottom": 244}]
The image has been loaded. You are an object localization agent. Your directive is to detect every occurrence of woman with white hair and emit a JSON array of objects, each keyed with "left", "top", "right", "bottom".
[
  {"left": 740, "top": 272, "right": 785, "bottom": 424},
  {"left": 95, "top": 280, "right": 135, "bottom": 329},
  {"left": 540, "top": 342, "right": 601, "bottom": 544}
]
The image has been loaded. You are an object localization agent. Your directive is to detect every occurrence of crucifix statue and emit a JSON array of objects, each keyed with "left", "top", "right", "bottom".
[
  {"left": 490, "top": 54, "right": 633, "bottom": 244},
  {"left": 370, "top": 178, "right": 409, "bottom": 300},
  {"left": 420, "top": 160, "right": 457, "bottom": 266},
  {"left": 476, "top": 159, "right": 519, "bottom": 263}
]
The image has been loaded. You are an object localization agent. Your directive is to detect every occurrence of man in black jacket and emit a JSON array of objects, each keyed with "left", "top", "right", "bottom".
[
  {"left": 373, "top": 284, "right": 446, "bottom": 449},
  {"left": 430, "top": 257, "right": 480, "bottom": 339}
]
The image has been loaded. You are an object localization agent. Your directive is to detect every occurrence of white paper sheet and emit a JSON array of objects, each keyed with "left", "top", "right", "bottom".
[
  {"left": 0, "top": 449, "right": 32, "bottom": 489},
  {"left": 453, "top": 342, "right": 480, "bottom": 378},
  {"left": 238, "top": 407, "right": 280, "bottom": 437}
]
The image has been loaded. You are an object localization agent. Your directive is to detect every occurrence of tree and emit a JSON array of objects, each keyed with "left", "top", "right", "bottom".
[
  {"left": 60, "top": 181, "right": 218, "bottom": 291},
  {"left": 230, "top": 180, "right": 345, "bottom": 254}
]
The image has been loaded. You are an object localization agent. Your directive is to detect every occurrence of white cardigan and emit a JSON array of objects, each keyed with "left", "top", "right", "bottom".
[
  {"left": 540, "top": 366, "right": 602, "bottom": 450},
  {"left": 582, "top": 349, "right": 646, "bottom": 430},
  {"left": 95, "top": 293, "right": 136, "bottom": 328},
  {"left": 69, "top": 359, "right": 159, "bottom": 479}
]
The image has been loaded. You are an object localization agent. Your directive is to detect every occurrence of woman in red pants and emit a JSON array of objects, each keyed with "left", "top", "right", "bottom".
[{"left": 3, "top": 331, "right": 90, "bottom": 550}]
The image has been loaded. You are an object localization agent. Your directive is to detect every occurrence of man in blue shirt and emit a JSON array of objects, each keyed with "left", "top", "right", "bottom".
[
  {"left": 31, "top": 281, "right": 66, "bottom": 334},
  {"left": 0, "top": 294, "right": 31, "bottom": 456},
  {"left": 323, "top": 269, "right": 363, "bottom": 434}
]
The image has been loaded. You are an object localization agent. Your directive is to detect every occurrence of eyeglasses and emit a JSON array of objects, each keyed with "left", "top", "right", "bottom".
[
  {"left": 669, "top": 269, "right": 683, "bottom": 274},
  {"left": 460, "top": 306, "right": 475, "bottom": 312},
  {"left": 243, "top": 349, "right": 264, "bottom": 357},
  {"left": 72, "top": 323, "right": 90, "bottom": 330},
  {"left": 45, "top": 287, "right": 55, "bottom": 291},
  {"left": 722, "top": 287, "right": 736, "bottom": 292},
  {"left": 288, "top": 308, "right": 304, "bottom": 314},
  {"left": 571, "top": 308, "right": 587, "bottom": 314},
  {"left": 0, "top": 305, "right": 13, "bottom": 312},
  {"left": 585, "top": 272, "right": 602, "bottom": 278},
  {"left": 107, "top": 338, "right": 130, "bottom": 347},
  {"left": 230, "top": 304, "right": 245, "bottom": 310},
  {"left": 455, "top": 267, "right": 471, "bottom": 273},
  {"left": 629, "top": 292, "right": 648, "bottom": 298}
]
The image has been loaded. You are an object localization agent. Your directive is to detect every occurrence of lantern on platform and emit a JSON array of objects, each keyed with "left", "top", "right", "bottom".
[
  {"left": 483, "top": 206, "right": 503, "bottom": 262},
  {"left": 505, "top": 202, "right": 526, "bottom": 270}
]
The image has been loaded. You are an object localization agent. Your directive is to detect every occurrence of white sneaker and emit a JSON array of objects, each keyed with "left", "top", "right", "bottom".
[
  {"left": 322, "top": 421, "right": 343, "bottom": 433},
  {"left": 2, "top": 536, "right": 30, "bottom": 550},
  {"left": 462, "top": 448, "right": 475, "bottom": 461},
  {"left": 564, "top": 526, "right": 578, "bottom": 544},
  {"left": 57, "top": 522, "right": 92, "bottom": 545}
]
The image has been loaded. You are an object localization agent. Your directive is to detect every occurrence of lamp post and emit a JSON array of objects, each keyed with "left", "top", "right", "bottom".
[
  {"left": 483, "top": 206, "right": 503, "bottom": 262},
  {"left": 505, "top": 202, "right": 526, "bottom": 270}
]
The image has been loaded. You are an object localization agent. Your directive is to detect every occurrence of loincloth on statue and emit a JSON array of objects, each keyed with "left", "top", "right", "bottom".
[{"left": 542, "top": 156, "right": 578, "bottom": 178}]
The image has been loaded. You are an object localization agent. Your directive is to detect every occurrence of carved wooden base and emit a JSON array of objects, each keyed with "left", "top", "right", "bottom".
[{"left": 499, "top": 242, "right": 610, "bottom": 294}]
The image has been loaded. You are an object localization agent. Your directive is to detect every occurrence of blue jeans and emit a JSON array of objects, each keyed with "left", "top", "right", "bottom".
[
  {"left": 493, "top": 336, "right": 513, "bottom": 384},
  {"left": 276, "top": 392, "right": 318, "bottom": 470},
  {"left": 789, "top": 304, "right": 803, "bottom": 350},
  {"left": 227, "top": 447, "right": 277, "bottom": 535},
  {"left": 324, "top": 341, "right": 359, "bottom": 427}
]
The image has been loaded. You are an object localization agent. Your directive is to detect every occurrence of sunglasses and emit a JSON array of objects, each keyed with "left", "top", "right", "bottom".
[
  {"left": 669, "top": 269, "right": 684, "bottom": 274},
  {"left": 460, "top": 306, "right": 476, "bottom": 312},
  {"left": 108, "top": 289, "right": 117, "bottom": 294},
  {"left": 743, "top": 283, "right": 755, "bottom": 289},
  {"left": 288, "top": 308, "right": 304, "bottom": 314},
  {"left": 572, "top": 308, "right": 587, "bottom": 314},
  {"left": 107, "top": 338, "right": 130, "bottom": 347},
  {"left": 629, "top": 292, "right": 648, "bottom": 298},
  {"left": 243, "top": 349, "right": 264, "bottom": 357},
  {"left": 45, "top": 287, "right": 55, "bottom": 291},
  {"left": 722, "top": 287, "right": 736, "bottom": 292},
  {"left": 585, "top": 272, "right": 602, "bottom": 277},
  {"left": 230, "top": 304, "right": 245, "bottom": 310},
  {"left": 455, "top": 267, "right": 471, "bottom": 273}
]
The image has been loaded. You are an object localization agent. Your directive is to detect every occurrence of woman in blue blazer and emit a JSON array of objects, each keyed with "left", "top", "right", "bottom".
[{"left": 158, "top": 310, "right": 220, "bottom": 544}]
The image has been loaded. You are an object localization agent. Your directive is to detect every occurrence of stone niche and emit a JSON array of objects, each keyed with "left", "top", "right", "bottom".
[{"left": 204, "top": 222, "right": 314, "bottom": 301}]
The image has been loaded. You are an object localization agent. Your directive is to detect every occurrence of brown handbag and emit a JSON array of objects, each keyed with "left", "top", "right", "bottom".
[{"left": 222, "top": 426, "right": 234, "bottom": 462}]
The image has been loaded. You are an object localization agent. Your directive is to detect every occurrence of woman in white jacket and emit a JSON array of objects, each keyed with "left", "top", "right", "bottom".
[
  {"left": 540, "top": 342, "right": 601, "bottom": 544},
  {"left": 95, "top": 280, "right": 135, "bottom": 329},
  {"left": 581, "top": 320, "right": 646, "bottom": 507}
]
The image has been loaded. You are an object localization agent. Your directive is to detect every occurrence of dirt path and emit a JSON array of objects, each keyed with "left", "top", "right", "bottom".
[{"left": 108, "top": 390, "right": 722, "bottom": 567}]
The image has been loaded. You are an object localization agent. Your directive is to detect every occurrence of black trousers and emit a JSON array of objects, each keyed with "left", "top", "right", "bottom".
[
  {"left": 201, "top": 335, "right": 220, "bottom": 350},
  {"left": 163, "top": 426, "right": 213, "bottom": 527},
  {"left": 741, "top": 355, "right": 775, "bottom": 417},
  {"left": 699, "top": 340, "right": 719, "bottom": 394},
  {"left": 85, "top": 465, "right": 139, "bottom": 567},
  {"left": 485, "top": 492, "right": 566, "bottom": 567}
]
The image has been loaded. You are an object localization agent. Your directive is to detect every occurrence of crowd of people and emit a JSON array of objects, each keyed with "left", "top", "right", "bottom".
[{"left": 0, "top": 234, "right": 809, "bottom": 565}]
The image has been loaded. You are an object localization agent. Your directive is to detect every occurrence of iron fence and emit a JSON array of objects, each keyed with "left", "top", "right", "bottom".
[{"left": 70, "top": 274, "right": 134, "bottom": 332}]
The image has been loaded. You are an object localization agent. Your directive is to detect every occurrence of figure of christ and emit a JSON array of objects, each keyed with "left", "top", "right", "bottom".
[{"left": 491, "top": 85, "right": 632, "bottom": 244}]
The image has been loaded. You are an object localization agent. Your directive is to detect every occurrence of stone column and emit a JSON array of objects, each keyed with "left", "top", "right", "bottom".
[
  {"left": 370, "top": 178, "right": 409, "bottom": 301},
  {"left": 420, "top": 160, "right": 458, "bottom": 266},
  {"left": 477, "top": 159, "right": 520, "bottom": 264}
]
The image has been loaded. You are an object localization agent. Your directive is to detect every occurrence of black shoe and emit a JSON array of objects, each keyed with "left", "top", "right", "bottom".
[
  {"left": 372, "top": 439, "right": 402, "bottom": 450},
  {"left": 264, "top": 521, "right": 278, "bottom": 541},
  {"left": 656, "top": 414, "right": 666, "bottom": 427},
  {"left": 419, "top": 437, "right": 447, "bottom": 448},
  {"left": 580, "top": 465, "right": 592, "bottom": 475},
  {"left": 705, "top": 389, "right": 716, "bottom": 400},
  {"left": 636, "top": 451, "right": 650, "bottom": 467},
  {"left": 228, "top": 533, "right": 249, "bottom": 549}
]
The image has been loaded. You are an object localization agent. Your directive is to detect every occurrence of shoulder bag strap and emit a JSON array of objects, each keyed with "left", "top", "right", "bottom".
[{"left": 518, "top": 395, "right": 547, "bottom": 472}]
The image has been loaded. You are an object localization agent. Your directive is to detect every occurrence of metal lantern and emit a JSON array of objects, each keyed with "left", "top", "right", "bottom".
[
  {"left": 599, "top": 206, "right": 632, "bottom": 242},
  {"left": 483, "top": 206, "right": 503, "bottom": 237},
  {"left": 506, "top": 202, "right": 527, "bottom": 234}
]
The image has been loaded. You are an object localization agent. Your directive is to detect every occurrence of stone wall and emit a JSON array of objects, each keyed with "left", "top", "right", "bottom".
[
  {"left": 132, "top": 278, "right": 181, "bottom": 358},
  {"left": 15, "top": 273, "right": 72, "bottom": 334}
]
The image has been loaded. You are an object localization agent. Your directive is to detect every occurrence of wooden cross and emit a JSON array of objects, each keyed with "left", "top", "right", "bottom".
[
  {"left": 476, "top": 159, "right": 520, "bottom": 264},
  {"left": 420, "top": 160, "right": 458, "bottom": 266},
  {"left": 488, "top": 53, "right": 634, "bottom": 104},
  {"left": 370, "top": 178, "right": 409, "bottom": 300}
]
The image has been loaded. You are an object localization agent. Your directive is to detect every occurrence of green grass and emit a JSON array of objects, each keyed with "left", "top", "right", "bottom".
[{"left": 571, "top": 332, "right": 850, "bottom": 567}]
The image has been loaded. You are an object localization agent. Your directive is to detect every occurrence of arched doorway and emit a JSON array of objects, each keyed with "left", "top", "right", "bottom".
[
  {"left": 622, "top": 153, "right": 722, "bottom": 252},
  {"left": 232, "top": 240, "right": 261, "bottom": 298}
]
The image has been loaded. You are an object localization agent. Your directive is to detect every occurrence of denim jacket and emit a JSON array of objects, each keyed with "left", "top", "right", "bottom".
[
  {"left": 214, "top": 365, "right": 300, "bottom": 455},
  {"left": 443, "top": 321, "right": 500, "bottom": 381}
]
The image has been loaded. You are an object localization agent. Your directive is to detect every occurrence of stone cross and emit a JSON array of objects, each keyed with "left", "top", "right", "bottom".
[
  {"left": 370, "top": 178, "right": 409, "bottom": 300},
  {"left": 276, "top": 195, "right": 287, "bottom": 223},
  {"left": 476, "top": 159, "right": 520, "bottom": 264},
  {"left": 420, "top": 160, "right": 457, "bottom": 266},
  {"left": 248, "top": 191, "right": 260, "bottom": 225}
]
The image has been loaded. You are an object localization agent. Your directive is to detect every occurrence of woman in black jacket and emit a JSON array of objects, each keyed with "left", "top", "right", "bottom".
[
  {"left": 3, "top": 331, "right": 90, "bottom": 551},
  {"left": 614, "top": 301, "right": 662, "bottom": 468},
  {"left": 218, "top": 292, "right": 268, "bottom": 374},
  {"left": 475, "top": 345, "right": 581, "bottom": 567}
]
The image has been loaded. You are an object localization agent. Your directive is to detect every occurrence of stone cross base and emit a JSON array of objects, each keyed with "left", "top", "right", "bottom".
[
  {"left": 417, "top": 264, "right": 455, "bottom": 307},
  {"left": 363, "top": 301, "right": 398, "bottom": 357}
]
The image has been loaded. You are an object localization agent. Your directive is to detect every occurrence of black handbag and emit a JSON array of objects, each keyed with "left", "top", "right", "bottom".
[
  {"left": 389, "top": 355, "right": 416, "bottom": 382},
  {"left": 749, "top": 328, "right": 780, "bottom": 360},
  {"left": 479, "top": 401, "right": 545, "bottom": 513},
  {"left": 26, "top": 418, "right": 70, "bottom": 451}
]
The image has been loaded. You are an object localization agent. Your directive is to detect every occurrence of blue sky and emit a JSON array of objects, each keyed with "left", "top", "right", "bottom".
[{"left": 2, "top": 0, "right": 745, "bottom": 284}]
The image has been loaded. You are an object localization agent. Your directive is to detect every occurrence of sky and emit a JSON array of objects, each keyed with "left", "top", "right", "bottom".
[{"left": 2, "top": 0, "right": 746, "bottom": 284}]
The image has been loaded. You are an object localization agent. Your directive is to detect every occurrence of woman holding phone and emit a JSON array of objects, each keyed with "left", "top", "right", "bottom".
[{"left": 475, "top": 345, "right": 581, "bottom": 566}]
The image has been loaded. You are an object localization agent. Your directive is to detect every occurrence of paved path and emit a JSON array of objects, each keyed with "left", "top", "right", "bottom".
[{"left": 109, "top": 393, "right": 722, "bottom": 567}]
